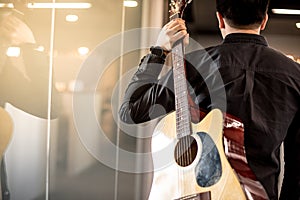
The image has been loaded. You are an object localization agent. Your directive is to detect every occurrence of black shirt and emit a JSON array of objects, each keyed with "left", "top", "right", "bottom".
[{"left": 119, "top": 33, "right": 300, "bottom": 200}]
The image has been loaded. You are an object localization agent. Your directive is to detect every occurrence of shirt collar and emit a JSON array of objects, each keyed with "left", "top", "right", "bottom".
[{"left": 223, "top": 33, "right": 268, "bottom": 46}]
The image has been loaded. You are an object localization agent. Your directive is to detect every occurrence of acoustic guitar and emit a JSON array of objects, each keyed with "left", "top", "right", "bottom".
[{"left": 148, "top": 1, "right": 268, "bottom": 199}]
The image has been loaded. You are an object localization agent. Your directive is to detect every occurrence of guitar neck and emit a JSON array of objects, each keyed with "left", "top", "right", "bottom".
[
  {"left": 169, "top": 1, "right": 193, "bottom": 139},
  {"left": 172, "top": 39, "right": 192, "bottom": 139}
]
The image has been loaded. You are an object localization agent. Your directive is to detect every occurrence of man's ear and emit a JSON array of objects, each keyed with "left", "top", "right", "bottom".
[
  {"left": 216, "top": 12, "right": 225, "bottom": 29},
  {"left": 260, "top": 13, "right": 268, "bottom": 30}
]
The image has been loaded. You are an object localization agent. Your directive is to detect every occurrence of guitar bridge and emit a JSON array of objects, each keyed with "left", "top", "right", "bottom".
[{"left": 174, "top": 191, "right": 211, "bottom": 200}]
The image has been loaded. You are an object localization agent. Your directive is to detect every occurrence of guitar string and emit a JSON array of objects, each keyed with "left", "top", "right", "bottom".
[
  {"left": 174, "top": 42, "right": 194, "bottom": 196},
  {"left": 179, "top": 43, "right": 192, "bottom": 168},
  {"left": 181, "top": 41, "right": 194, "bottom": 167},
  {"left": 172, "top": 7, "right": 196, "bottom": 194},
  {"left": 173, "top": 48, "right": 183, "bottom": 196},
  {"left": 171, "top": 1, "right": 198, "bottom": 196}
]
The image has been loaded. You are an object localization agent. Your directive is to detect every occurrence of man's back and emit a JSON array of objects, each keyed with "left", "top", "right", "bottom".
[{"left": 186, "top": 33, "right": 300, "bottom": 199}]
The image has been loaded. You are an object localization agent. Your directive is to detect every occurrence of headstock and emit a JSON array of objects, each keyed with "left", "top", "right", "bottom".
[{"left": 169, "top": 0, "right": 192, "bottom": 19}]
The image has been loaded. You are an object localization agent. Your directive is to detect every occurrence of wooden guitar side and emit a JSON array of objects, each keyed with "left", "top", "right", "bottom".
[{"left": 149, "top": 109, "right": 246, "bottom": 200}]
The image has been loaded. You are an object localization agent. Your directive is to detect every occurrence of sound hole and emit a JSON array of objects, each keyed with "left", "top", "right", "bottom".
[{"left": 174, "top": 135, "right": 198, "bottom": 167}]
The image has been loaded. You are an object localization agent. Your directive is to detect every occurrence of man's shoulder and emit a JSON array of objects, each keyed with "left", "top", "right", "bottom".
[
  {"left": 185, "top": 45, "right": 220, "bottom": 64},
  {"left": 261, "top": 46, "right": 300, "bottom": 73}
]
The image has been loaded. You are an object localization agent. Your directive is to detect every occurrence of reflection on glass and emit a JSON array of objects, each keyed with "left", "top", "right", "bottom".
[
  {"left": 0, "top": 4, "right": 59, "bottom": 200},
  {"left": 27, "top": 3, "right": 92, "bottom": 9},
  {"left": 1, "top": 0, "right": 160, "bottom": 199},
  {"left": 6, "top": 47, "right": 21, "bottom": 57}
]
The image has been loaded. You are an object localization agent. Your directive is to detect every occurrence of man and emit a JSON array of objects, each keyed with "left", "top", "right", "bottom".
[{"left": 119, "top": 0, "right": 300, "bottom": 199}]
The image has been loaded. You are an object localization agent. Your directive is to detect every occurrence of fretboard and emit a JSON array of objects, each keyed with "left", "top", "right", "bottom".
[{"left": 172, "top": 41, "right": 192, "bottom": 139}]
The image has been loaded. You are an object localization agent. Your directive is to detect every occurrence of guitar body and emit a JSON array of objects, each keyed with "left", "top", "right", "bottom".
[{"left": 148, "top": 109, "right": 246, "bottom": 200}]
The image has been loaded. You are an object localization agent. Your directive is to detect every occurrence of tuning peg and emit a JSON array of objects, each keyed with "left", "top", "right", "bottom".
[{"left": 170, "top": 1, "right": 176, "bottom": 7}]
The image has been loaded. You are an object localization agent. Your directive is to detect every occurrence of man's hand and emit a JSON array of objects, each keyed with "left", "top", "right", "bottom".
[{"left": 155, "top": 18, "right": 189, "bottom": 51}]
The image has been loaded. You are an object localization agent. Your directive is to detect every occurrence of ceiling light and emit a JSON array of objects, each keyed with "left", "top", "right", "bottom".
[
  {"left": 66, "top": 14, "right": 79, "bottom": 22},
  {"left": 272, "top": 9, "right": 300, "bottom": 15},
  {"left": 296, "top": 22, "right": 300, "bottom": 29},
  {"left": 0, "top": 3, "right": 14, "bottom": 8},
  {"left": 35, "top": 46, "right": 45, "bottom": 52},
  {"left": 27, "top": 3, "right": 92, "bottom": 9},
  {"left": 78, "top": 47, "right": 89, "bottom": 56},
  {"left": 123, "top": 1, "right": 138, "bottom": 8},
  {"left": 6, "top": 47, "right": 21, "bottom": 57}
]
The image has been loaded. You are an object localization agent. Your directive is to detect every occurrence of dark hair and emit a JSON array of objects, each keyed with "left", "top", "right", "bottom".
[{"left": 216, "top": 0, "right": 270, "bottom": 28}]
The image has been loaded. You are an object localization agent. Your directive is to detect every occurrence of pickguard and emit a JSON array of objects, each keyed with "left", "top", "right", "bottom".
[{"left": 195, "top": 132, "right": 222, "bottom": 187}]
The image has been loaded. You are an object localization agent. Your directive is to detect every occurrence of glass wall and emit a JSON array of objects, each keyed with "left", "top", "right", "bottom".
[
  {"left": 0, "top": 0, "right": 166, "bottom": 199},
  {"left": 1, "top": 1, "right": 299, "bottom": 200}
]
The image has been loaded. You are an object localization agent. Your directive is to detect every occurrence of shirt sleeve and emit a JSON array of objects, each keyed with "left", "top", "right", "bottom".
[{"left": 119, "top": 53, "right": 175, "bottom": 124}]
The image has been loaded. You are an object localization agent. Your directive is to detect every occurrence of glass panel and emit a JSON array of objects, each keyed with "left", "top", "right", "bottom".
[
  {"left": 3, "top": 1, "right": 299, "bottom": 199},
  {"left": 49, "top": 0, "right": 149, "bottom": 199},
  {"left": 49, "top": 0, "right": 123, "bottom": 199},
  {"left": 1, "top": 0, "right": 166, "bottom": 199},
  {"left": 0, "top": 1, "right": 53, "bottom": 200}
]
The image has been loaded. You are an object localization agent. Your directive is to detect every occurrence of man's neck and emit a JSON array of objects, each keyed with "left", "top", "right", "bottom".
[{"left": 221, "top": 23, "right": 261, "bottom": 38}]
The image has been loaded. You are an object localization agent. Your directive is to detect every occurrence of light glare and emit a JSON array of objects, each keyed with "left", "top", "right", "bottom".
[
  {"left": 286, "top": 55, "right": 295, "bottom": 60},
  {"left": 272, "top": 9, "right": 300, "bottom": 15},
  {"left": 6, "top": 47, "right": 21, "bottom": 57},
  {"left": 66, "top": 14, "right": 79, "bottom": 22},
  {"left": 35, "top": 46, "right": 45, "bottom": 52},
  {"left": 123, "top": 1, "right": 138, "bottom": 8},
  {"left": 27, "top": 3, "right": 92, "bottom": 9},
  {"left": 78, "top": 47, "right": 89, "bottom": 56},
  {"left": 0, "top": 3, "right": 14, "bottom": 8}
]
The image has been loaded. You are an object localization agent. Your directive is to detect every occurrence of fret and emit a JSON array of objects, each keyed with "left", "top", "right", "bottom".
[
  {"left": 175, "top": 104, "right": 189, "bottom": 112},
  {"left": 176, "top": 125, "right": 191, "bottom": 133},
  {"left": 175, "top": 84, "right": 187, "bottom": 92},
  {"left": 175, "top": 108, "right": 188, "bottom": 115},
  {"left": 176, "top": 98, "right": 186, "bottom": 104},
  {"left": 176, "top": 124, "right": 191, "bottom": 130},
  {"left": 176, "top": 116, "right": 190, "bottom": 123},
  {"left": 175, "top": 107, "right": 189, "bottom": 114},
  {"left": 175, "top": 84, "right": 187, "bottom": 90},
  {"left": 177, "top": 132, "right": 188, "bottom": 139}
]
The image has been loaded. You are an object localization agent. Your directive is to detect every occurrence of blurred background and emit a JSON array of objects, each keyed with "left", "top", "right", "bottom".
[{"left": 0, "top": 0, "right": 299, "bottom": 200}]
